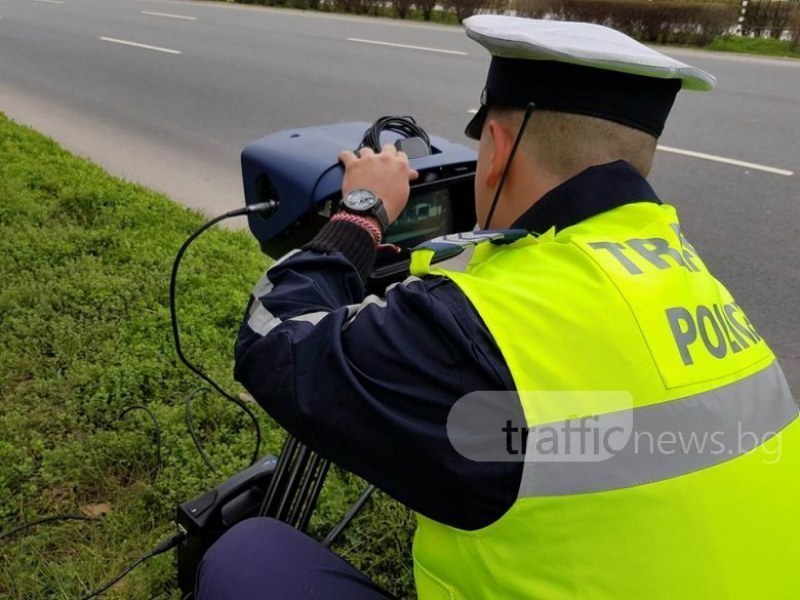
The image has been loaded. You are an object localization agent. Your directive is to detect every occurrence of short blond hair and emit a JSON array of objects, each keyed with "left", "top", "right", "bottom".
[{"left": 492, "top": 108, "right": 658, "bottom": 178}]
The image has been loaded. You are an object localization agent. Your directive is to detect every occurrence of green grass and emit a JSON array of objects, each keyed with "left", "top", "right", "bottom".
[
  {"left": 0, "top": 113, "right": 415, "bottom": 598},
  {"left": 707, "top": 36, "right": 800, "bottom": 59}
]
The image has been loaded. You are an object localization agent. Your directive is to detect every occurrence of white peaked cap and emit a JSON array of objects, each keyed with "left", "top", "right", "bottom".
[
  {"left": 464, "top": 15, "right": 717, "bottom": 91},
  {"left": 462, "top": 16, "right": 716, "bottom": 139}
]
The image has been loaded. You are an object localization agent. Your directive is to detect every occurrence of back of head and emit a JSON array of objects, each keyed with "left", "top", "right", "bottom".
[{"left": 493, "top": 108, "right": 659, "bottom": 179}]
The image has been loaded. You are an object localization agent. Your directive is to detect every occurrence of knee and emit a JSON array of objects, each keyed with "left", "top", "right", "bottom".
[
  {"left": 203, "top": 517, "right": 280, "bottom": 564},
  {"left": 197, "top": 517, "right": 389, "bottom": 600},
  {"left": 196, "top": 518, "right": 285, "bottom": 600}
]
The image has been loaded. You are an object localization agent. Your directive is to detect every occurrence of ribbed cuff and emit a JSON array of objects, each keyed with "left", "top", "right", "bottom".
[{"left": 303, "top": 221, "right": 377, "bottom": 283}]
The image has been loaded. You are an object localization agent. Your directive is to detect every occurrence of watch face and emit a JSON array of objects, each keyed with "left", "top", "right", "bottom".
[{"left": 344, "top": 189, "right": 378, "bottom": 212}]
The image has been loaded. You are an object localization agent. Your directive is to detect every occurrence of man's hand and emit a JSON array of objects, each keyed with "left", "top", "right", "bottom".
[{"left": 339, "top": 144, "right": 419, "bottom": 225}]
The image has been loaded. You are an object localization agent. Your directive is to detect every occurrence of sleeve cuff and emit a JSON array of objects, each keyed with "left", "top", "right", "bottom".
[{"left": 303, "top": 221, "right": 377, "bottom": 283}]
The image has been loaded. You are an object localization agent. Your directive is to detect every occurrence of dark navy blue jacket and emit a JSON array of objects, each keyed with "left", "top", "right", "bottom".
[{"left": 234, "top": 161, "right": 660, "bottom": 530}]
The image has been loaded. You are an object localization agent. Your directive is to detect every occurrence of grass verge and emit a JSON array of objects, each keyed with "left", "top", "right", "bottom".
[
  {"left": 0, "top": 113, "right": 415, "bottom": 598},
  {"left": 706, "top": 36, "right": 800, "bottom": 59}
]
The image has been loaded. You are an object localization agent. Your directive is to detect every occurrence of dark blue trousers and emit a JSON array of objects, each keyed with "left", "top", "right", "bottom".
[{"left": 196, "top": 518, "right": 395, "bottom": 600}]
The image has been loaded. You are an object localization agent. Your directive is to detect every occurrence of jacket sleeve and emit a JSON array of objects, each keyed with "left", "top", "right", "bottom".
[{"left": 234, "top": 224, "right": 522, "bottom": 530}]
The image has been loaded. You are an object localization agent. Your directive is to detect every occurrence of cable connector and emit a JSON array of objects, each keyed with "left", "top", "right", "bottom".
[
  {"left": 150, "top": 528, "right": 187, "bottom": 556},
  {"left": 245, "top": 200, "right": 278, "bottom": 215}
]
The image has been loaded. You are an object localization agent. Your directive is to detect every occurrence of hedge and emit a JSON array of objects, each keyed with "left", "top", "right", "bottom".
[{"left": 223, "top": 0, "right": 764, "bottom": 46}]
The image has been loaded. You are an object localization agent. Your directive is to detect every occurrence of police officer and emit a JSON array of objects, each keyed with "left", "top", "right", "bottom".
[{"left": 198, "top": 16, "right": 800, "bottom": 599}]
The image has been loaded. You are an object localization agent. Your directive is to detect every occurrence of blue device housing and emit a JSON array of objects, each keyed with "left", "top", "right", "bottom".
[{"left": 241, "top": 122, "right": 477, "bottom": 258}]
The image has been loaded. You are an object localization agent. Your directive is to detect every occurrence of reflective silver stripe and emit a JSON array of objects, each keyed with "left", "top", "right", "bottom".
[
  {"left": 246, "top": 249, "right": 300, "bottom": 336},
  {"left": 288, "top": 311, "right": 329, "bottom": 326},
  {"left": 385, "top": 275, "right": 422, "bottom": 293},
  {"left": 341, "top": 295, "right": 388, "bottom": 329},
  {"left": 247, "top": 280, "right": 281, "bottom": 336},
  {"left": 247, "top": 262, "right": 420, "bottom": 337},
  {"left": 519, "top": 362, "right": 798, "bottom": 497},
  {"left": 271, "top": 296, "right": 388, "bottom": 330},
  {"left": 247, "top": 308, "right": 282, "bottom": 336}
]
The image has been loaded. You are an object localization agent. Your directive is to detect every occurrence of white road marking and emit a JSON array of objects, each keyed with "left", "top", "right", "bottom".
[
  {"left": 657, "top": 145, "right": 793, "bottom": 177},
  {"left": 138, "top": 0, "right": 460, "bottom": 32},
  {"left": 467, "top": 109, "right": 479, "bottom": 114},
  {"left": 99, "top": 36, "right": 182, "bottom": 55},
  {"left": 141, "top": 10, "right": 197, "bottom": 20},
  {"left": 347, "top": 38, "right": 467, "bottom": 56},
  {"left": 33, "top": 0, "right": 65, "bottom": 4}
]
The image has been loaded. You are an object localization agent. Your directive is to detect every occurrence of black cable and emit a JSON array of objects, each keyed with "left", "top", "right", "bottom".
[
  {"left": 170, "top": 202, "right": 276, "bottom": 468},
  {"left": 1, "top": 518, "right": 185, "bottom": 598},
  {"left": 322, "top": 484, "right": 376, "bottom": 548},
  {"left": 310, "top": 116, "right": 431, "bottom": 207},
  {"left": 119, "top": 405, "right": 162, "bottom": 484},
  {"left": 6, "top": 206, "right": 273, "bottom": 597},
  {"left": 483, "top": 102, "right": 536, "bottom": 230},
  {"left": 359, "top": 115, "right": 431, "bottom": 153},
  {"left": 0, "top": 515, "right": 99, "bottom": 544},
  {"left": 184, "top": 387, "right": 221, "bottom": 475},
  {"left": 80, "top": 529, "right": 187, "bottom": 600}
]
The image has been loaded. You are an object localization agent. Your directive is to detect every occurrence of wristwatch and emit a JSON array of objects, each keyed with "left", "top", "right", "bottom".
[{"left": 340, "top": 189, "right": 390, "bottom": 234}]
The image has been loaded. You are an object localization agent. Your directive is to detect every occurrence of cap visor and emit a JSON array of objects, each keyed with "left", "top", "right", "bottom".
[{"left": 465, "top": 105, "right": 488, "bottom": 140}]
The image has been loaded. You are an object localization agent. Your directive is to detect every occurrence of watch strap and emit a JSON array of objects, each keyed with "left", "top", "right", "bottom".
[
  {"left": 371, "top": 201, "right": 390, "bottom": 233},
  {"left": 329, "top": 212, "right": 383, "bottom": 245}
]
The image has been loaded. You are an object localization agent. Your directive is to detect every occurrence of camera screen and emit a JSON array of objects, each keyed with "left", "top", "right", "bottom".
[{"left": 385, "top": 187, "right": 452, "bottom": 248}]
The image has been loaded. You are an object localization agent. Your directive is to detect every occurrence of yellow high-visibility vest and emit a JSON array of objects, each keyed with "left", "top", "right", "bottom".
[{"left": 409, "top": 202, "right": 800, "bottom": 599}]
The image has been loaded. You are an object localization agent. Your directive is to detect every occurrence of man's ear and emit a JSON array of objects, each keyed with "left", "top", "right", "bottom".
[{"left": 486, "top": 119, "right": 514, "bottom": 188}]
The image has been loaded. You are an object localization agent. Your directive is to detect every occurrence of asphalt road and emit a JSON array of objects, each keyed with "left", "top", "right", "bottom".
[{"left": 1, "top": 0, "right": 799, "bottom": 390}]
